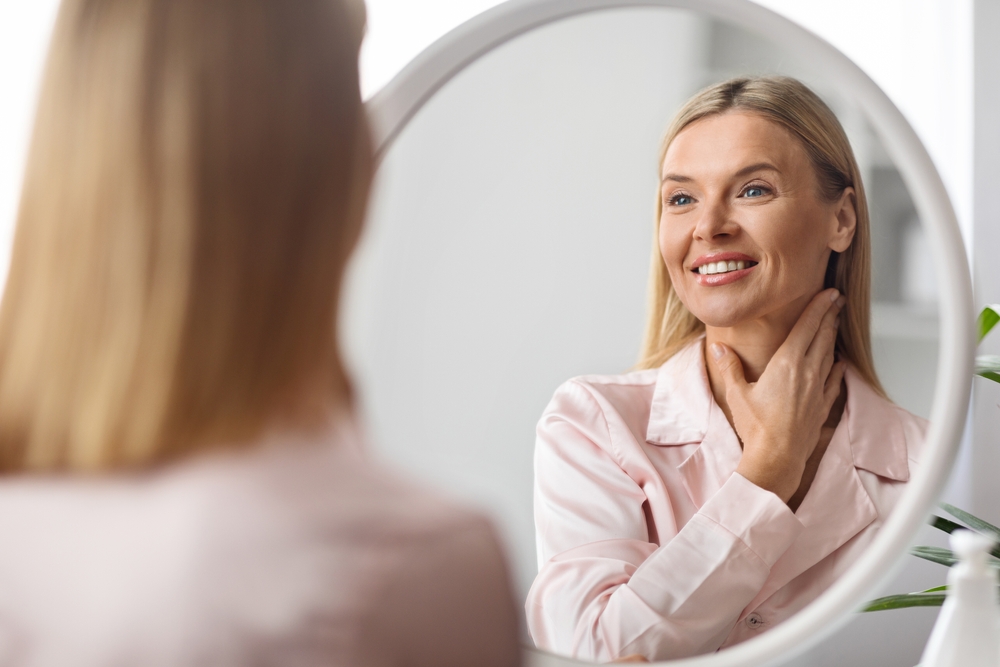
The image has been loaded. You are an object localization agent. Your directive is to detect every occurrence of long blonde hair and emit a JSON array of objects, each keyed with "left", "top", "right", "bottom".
[
  {"left": 638, "top": 76, "right": 884, "bottom": 396},
  {"left": 0, "top": 0, "right": 372, "bottom": 472}
]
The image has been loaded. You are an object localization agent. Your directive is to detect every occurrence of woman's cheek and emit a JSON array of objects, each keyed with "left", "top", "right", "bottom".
[
  {"left": 661, "top": 248, "right": 688, "bottom": 297},
  {"left": 659, "top": 223, "right": 686, "bottom": 275}
]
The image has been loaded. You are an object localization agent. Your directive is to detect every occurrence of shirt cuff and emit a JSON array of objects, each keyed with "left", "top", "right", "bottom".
[{"left": 698, "top": 472, "right": 802, "bottom": 568}]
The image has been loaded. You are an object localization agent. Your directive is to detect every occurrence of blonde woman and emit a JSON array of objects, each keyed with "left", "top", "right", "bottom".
[
  {"left": 526, "top": 77, "right": 925, "bottom": 662},
  {"left": 0, "top": 1, "right": 520, "bottom": 665}
]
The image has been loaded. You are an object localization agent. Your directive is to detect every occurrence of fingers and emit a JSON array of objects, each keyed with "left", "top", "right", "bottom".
[
  {"left": 710, "top": 342, "right": 747, "bottom": 391},
  {"left": 822, "top": 361, "right": 846, "bottom": 411},
  {"left": 805, "top": 294, "right": 844, "bottom": 367},
  {"left": 781, "top": 289, "right": 841, "bottom": 358}
]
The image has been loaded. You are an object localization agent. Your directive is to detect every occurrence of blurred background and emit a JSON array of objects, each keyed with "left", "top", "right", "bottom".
[{"left": 2, "top": 2, "right": 998, "bottom": 666}]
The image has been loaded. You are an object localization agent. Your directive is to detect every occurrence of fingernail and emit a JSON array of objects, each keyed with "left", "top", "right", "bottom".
[
  {"left": 710, "top": 343, "right": 725, "bottom": 359},
  {"left": 829, "top": 290, "right": 840, "bottom": 302}
]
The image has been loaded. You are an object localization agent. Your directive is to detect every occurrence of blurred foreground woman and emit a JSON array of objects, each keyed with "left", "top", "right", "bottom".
[{"left": 0, "top": 1, "right": 520, "bottom": 665}]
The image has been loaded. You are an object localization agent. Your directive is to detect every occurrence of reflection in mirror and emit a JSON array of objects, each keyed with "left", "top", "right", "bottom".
[{"left": 344, "top": 6, "right": 938, "bottom": 663}]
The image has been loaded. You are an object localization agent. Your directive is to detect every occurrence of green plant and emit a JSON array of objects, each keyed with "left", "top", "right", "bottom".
[{"left": 863, "top": 305, "right": 1000, "bottom": 612}]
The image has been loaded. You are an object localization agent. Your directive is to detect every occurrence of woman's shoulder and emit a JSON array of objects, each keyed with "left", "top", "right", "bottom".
[
  {"left": 543, "top": 367, "right": 661, "bottom": 422},
  {"left": 845, "top": 368, "right": 929, "bottom": 478},
  {"left": 542, "top": 339, "right": 706, "bottom": 424},
  {"left": 534, "top": 367, "right": 667, "bottom": 469},
  {"left": 888, "top": 402, "right": 929, "bottom": 467},
  {"left": 179, "top": 424, "right": 503, "bottom": 558},
  {"left": 178, "top": 432, "right": 520, "bottom": 665},
  {"left": 0, "top": 425, "right": 519, "bottom": 666}
]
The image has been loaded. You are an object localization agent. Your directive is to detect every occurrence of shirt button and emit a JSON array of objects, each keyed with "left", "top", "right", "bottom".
[{"left": 745, "top": 612, "right": 764, "bottom": 629}]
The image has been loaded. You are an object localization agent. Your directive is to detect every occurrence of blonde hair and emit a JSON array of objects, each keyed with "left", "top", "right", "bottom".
[
  {"left": 0, "top": 0, "right": 372, "bottom": 472},
  {"left": 638, "top": 76, "right": 884, "bottom": 396}
]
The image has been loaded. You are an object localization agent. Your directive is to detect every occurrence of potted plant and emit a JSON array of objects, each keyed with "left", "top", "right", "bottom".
[{"left": 864, "top": 305, "right": 1000, "bottom": 612}]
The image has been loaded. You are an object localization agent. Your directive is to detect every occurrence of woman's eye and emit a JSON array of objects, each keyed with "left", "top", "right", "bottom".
[
  {"left": 669, "top": 194, "right": 694, "bottom": 206},
  {"left": 742, "top": 186, "right": 769, "bottom": 199}
]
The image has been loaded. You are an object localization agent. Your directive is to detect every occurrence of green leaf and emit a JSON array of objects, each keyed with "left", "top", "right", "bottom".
[
  {"left": 978, "top": 305, "right": 1000, "bottom": 343},
  {"left": 940, "top": 503, "right": 1000, "bottom": 539},
  {"left": 929, "top": 515, "right": 965, "bottom": 535},
  {"left": 920, "top": 585, "right": 949, "bottom": 593},
  {"left": 862, "top": 592, "right": 946, "bottom": 612},
  {"left": 975, "top": 355, "right": 1000, "bottom": 384},
  {"left": 911, "top": 546, "right": 958, "bottom": 567}
]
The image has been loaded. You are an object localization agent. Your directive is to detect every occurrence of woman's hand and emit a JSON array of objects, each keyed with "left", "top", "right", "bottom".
[{"left": 710, "top": 288, "right": 846, "bottom": 503}]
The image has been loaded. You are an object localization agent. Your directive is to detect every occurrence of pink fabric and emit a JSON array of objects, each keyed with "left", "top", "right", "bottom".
[
  {"left": 526, "top": 338, "right": 925, "bottom": 662},
  {"left": 0, "top": 415, "right": 521, "bottom": 667}
]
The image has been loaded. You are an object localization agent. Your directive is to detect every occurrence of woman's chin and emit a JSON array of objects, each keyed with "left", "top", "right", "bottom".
[{"left": 688, "top": 304, "right": 762, "bottom": 329}]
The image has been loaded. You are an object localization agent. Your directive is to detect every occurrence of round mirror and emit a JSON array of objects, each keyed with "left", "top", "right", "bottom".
[{"left": 343, "top": 1, "right": 974, "bottom": 665}]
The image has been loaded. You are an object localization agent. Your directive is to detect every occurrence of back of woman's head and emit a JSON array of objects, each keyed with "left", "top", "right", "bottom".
[{"left": 0, "top": 0, "right": 372, "bottom": 472}]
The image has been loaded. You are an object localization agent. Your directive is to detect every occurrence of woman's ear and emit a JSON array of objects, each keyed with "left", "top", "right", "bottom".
[{"left": 828, "top": 187, "right": 857, "bottom": 252}]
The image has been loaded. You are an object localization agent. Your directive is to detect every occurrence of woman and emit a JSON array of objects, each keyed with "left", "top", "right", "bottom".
[
  {"left": 526, "top": 77, "right": 925, "bottom": 662},
  {"left": 0, "top": 1, "right": 520, "bottom": 665}
]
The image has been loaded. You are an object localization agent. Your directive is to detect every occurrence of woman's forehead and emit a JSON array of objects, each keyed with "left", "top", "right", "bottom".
[{"left": 661, "top": 111, "right": 810, "bottom": 182}]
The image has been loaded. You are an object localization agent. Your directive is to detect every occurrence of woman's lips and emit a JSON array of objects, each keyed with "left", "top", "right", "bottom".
[
  {"left": 693, "top": 264, "right": 757, "bottom": 286},
  {"left": 689, "top": 252, "right": 758, "bottom": 286}
]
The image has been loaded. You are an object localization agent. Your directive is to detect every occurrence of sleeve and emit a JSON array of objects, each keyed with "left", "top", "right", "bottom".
[
  {"left": 369, "top": 516, "right": 523, "bottom": 667},
  {"left": 525, "top": 380, "right": 802, "bottom": 662}
]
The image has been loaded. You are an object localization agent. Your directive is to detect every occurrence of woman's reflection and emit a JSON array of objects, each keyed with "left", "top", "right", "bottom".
[{"left": 526, "top": 77, "right": 925, "bottom": 663}]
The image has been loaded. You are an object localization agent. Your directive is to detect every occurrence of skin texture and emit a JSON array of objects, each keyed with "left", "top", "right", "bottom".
[{"left": 659, "top": 111, "right": 858, "bottom": 507}]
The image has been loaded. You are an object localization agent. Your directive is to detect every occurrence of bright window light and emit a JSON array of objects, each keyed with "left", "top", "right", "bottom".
[{"left": 360, "top": 0, "right": 505, "bottom": 98}]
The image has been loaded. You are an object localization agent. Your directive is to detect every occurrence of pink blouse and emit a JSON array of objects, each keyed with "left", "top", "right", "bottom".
[
  {"left": 0, "top": 415, "right": 521, "bottom": 667},
  {"left": 526, "top": 338, "right": 925, "bottom": 662}
]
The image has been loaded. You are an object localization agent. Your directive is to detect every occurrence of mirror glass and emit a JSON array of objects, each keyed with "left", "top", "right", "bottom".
[{"left": 343, "top": 6, "right": 939, "bottom": 662}]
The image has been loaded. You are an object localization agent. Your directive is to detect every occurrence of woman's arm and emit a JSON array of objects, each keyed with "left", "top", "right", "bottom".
[
  {"left": 527, "top": 291, "right": 843, "bottom": 662},
  {"left": 526, "top": 381, "right": 800, "bottom": 662}
]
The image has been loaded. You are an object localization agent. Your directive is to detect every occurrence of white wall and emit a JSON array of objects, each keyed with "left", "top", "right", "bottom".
[{"left": 970, "top": 0, "right": 1000, "bottom": 576}]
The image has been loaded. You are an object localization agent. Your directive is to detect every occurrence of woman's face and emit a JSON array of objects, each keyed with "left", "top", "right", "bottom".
[{"left": 659, "top": 111, "right": 856, "bottom": 329}]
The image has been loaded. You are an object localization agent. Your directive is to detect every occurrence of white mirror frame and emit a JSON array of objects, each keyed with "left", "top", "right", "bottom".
[{"left": 364, "top": 1, "right": 976, "bottom": 665}]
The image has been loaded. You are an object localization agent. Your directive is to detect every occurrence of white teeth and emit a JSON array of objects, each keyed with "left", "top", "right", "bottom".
[{"left": 697, "top": 259, "right": 751, "bottom": 275}]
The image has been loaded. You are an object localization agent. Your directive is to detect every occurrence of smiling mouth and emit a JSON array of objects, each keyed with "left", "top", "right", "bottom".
[{"left": 692, "top": 260, "right": 758, "bottom": 276}]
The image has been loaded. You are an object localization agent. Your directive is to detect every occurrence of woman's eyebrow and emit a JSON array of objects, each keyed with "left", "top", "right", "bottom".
[
  {"left": 732, "top": 162, "right": 780, "bottom": 178},
  {"left": 661, "top": 162, "right": 780, "bottom": 185}
]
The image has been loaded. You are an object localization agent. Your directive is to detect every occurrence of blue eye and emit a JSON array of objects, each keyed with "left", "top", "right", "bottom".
[
  {"left": 670, "top": 194, "right": 694, "bottom": 206},
  {"left": 743, "top": 186, "right": 767, "bottom": 198}
]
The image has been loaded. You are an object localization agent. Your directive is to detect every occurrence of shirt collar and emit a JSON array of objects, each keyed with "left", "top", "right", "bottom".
[
  {"left": 645, "top": 338, "right": 714, "bottom": 446},
  {"left": 644, "top": 338, "right": 910, "bottom": 483}
]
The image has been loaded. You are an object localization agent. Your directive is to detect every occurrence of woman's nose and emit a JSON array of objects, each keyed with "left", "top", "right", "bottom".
[{"left": 692, "top": 198, "right": 738, "bottom": 241}]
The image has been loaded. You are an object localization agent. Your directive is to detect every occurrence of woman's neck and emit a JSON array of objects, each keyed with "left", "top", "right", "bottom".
[{"left": 704, "top": 294, "right": 812, "bottom": 421}]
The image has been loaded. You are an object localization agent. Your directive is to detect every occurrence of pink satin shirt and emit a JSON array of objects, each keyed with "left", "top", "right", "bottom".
[
  {"left": 526, "top": 338, "right": 925, "bottom": 662},
  {"left": 0, "top": 416, "right": 521, "bottom": 667}
]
